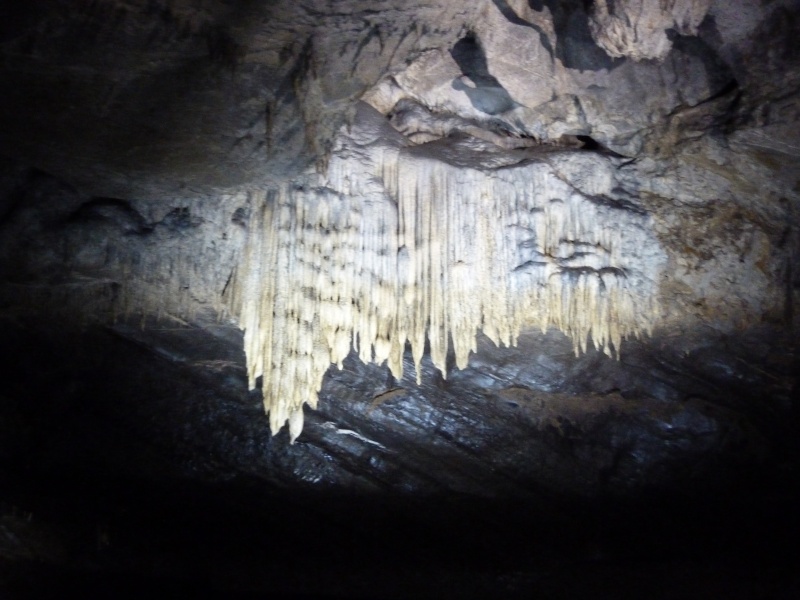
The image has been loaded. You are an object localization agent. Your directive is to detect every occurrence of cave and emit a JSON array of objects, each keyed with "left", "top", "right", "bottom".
[{"left": 1, "top": 1, "right": 799, "bottom": 598}]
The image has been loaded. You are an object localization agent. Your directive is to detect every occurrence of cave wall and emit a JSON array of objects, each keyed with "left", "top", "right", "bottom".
[{"left": 1, "top": 1, "right": 799, "bottom": 596}]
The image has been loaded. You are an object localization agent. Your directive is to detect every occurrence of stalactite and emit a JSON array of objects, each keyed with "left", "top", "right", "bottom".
[{"left": 236, "top": 120, "right": 662, "bottom": 442}]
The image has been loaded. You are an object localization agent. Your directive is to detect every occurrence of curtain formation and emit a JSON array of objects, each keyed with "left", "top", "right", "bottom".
[{"left": 233, "top": 134, "right": 661, "bottom": 441}]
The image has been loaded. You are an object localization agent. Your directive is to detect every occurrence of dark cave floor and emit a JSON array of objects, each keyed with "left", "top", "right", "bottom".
[
  {"left": 1, "top": 316, "right": 798, "bottom": 599},
  {"left": 3, "top": 470, "right": 799, "bottom": 599}
]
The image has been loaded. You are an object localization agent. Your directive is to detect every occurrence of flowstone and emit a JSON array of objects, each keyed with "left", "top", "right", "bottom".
[{"left": 234, "top": 104, "right": 664, "bottom": 439}]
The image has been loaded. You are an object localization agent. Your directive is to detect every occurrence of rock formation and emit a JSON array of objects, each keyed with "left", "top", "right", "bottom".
[
  {"left": 0, "top": 0, "right": 798, "bottom": 597},
  {"left": 235, "top": 102, "right": 663, "bottom": 439},
  {"left": 589, "top": 0, "right": 712, "bottom": 61}
]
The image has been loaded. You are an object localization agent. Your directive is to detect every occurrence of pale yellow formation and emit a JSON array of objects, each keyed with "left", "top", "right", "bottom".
[{"left": 235, "top": 147, "right": 660, "bottom": 441}]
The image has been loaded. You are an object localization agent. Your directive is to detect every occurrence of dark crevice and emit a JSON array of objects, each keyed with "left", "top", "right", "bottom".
[
  {"left": 449, "top": 33, "right": 518, "bottom": 115},
  {"left": 697, "top": 78, "right": 740, "bottom": 107},
  {"left": 668, "top": 29, "right": 740, "bottom": 113},
  {"left": 529, "top": 0, "right": 624, "bottom": 71},
  {"left": 574, "top": 134, "right": 626, "bottom": 157},
  {"left": 576, "top": 134, "right": 599, "bottom": 150}
]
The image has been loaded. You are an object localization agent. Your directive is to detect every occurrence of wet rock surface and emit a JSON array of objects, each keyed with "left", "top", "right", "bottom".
[{"left": 0, "top": 314, "right": 797, "bottom": 598}]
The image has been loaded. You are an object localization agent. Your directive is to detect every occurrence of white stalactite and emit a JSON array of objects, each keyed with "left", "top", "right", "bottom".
[{"left": 235, "top": 113, "right": 662, "bottom": 442}]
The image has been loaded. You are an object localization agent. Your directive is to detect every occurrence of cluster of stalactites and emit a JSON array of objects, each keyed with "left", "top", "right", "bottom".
[{"left": 234, "top": 149, "right": 659, "bottom": 441}]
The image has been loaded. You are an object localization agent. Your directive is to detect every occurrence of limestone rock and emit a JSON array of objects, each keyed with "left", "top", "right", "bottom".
[
  {"left": 234, "top": 103, "right": 664, "bottom": 438},
  {"left": 589, "top": 0, "right": 712, "bottom": 61},
  {"left": 0, "top": 2, "right": 799, "bottom": 595}
]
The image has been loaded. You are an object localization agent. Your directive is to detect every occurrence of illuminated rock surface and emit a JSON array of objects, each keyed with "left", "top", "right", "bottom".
[
  {"left": 235, "top": 102, "right": 664, "bottom": 439},
  {"left": 0, "top": 1, "right": 798, "bottom": 598}
]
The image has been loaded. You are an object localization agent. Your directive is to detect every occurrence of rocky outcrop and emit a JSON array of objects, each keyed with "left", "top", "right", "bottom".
[{"left": 589, "top": 0, "right": 711, "bottom": 61}]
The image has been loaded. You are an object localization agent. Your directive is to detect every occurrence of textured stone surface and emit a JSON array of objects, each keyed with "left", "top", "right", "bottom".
[
  {"left": 1, "top": 0, "right": 799, "bottom": 597},
  {"left": 234, "top": 102, "right": 666, "bottom": 437},
  {"left": 589, "top": 0, "right": 712, "bottom": 61},
  {"left": 0, "top": 0, "right": 469, "bottom": 199},
  {"left": 0, "top": 315, "right": 796, "bottom": 598}
]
